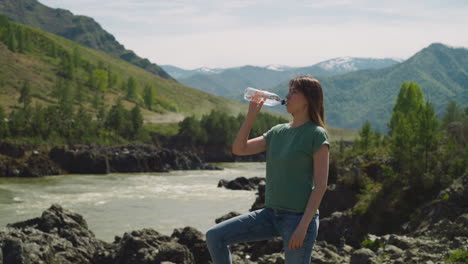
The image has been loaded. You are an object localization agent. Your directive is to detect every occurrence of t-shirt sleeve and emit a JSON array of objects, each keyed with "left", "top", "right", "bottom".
[
  {"left": 311, "top": 127, "right": 330, "bottom": 153},
  {"left": 262, "top": 125, "right": 278, "bottom": 145}
]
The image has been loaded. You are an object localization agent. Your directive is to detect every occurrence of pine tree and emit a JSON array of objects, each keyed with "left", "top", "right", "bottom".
[
  {"left": 105, "top": 101, "right": 129, "bottom": 137},
  {"left": 50, "top": 43, "right": 58, "bottom": 58},
  {"left": 415, "top": 102, "right": 440, "bottom": 174},
  {"left": 7, "top": 27, "right": 17, "bottom": 52},
  {"left": 126, "top": 77, "right": 137, "bottom": 100},
  {"left": 0, "top": 106, "right": 9, "bottom": 138},
  {"left": 388, "top": 82, "right": 424, "bottom": 136},
  {"left": 30, "top": 104, "right": 48, "bottom": 139},
  {"left": 18, "top": 80, "right": 31, "bottom": 108},
  {"left": 75, "top": 82, "right": 84, "bottom": 103},
  {"left": 60, "top": 52, "right": 75, "bottom": 79},
  {"left": 92, "top": 69, "right": 109, "bottom": 92},
  {"left": 442, "top": 101, "right": 464, "bottom": 127},
  {"left": 107, "top": 67, "right": 118, "bottom": 89},
  {"left": 178, "top": 116, "right": 206, "bottom": 144},
  {"left": 130, "top": 106, "right": 143, "bottom": 136},
  {"left": 143, "top": 84, "right": 154, "bottom": 109},
  {"left": 389, "top": 82, "right": 441, "bottom": 181},
  {"left": 73, "top": 47, "right": 81, "bottom": 67},
  {"left": 58, "top": 80, "right": 73, "bottom": 116},
  {"left": 358, "top": 121, "right": 372, "bottom": 151},
  {"left": 18, "top": 27, "right": 25, "bottom": 53}
]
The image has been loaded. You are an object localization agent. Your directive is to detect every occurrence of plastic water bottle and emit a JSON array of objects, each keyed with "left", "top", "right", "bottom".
[{"left": 244, "top": 87, "right": 286, "bottom": 106}]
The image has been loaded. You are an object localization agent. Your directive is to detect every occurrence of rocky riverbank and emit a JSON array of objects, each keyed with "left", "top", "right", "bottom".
[
  {"left": 1, "top": 173, "right": 466, "bottom": 263},
  {"left": 0, "top": 141, "right": 220, "bottom": 177}
]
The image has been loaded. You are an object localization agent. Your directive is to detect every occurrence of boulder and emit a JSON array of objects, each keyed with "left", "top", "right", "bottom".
[
  {"left": 218, "top": 176, "right": 265, "bottom": 191},
  {"left": 215, "top": 212, "right": 241, "bottom": 224},
  {"left": 2, "top": 204, "right": 105, "bottom": 264},
  {"left": 317, "top": 210, "right": 361, "bottom": 247},
  {"left": 171, "top": 226, "right": 210, "bottom": 264},
  {"left": 113, "top": 229, "right": 194, "bottom": 264},
  {"left": 350, "top": 248, "right": 378, "bottom": 264}
]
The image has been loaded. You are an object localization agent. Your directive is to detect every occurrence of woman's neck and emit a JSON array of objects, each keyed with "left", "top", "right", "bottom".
[{"left": 290, "top": 111, "right": 310, "bottom": 128}]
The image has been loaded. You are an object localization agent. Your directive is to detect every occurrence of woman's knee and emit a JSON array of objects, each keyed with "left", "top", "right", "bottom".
[{"left": 205, "top": 226, "right": 221, "bottom": 245}]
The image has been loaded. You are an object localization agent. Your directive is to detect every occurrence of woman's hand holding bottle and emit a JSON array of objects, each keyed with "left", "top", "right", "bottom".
[{"left": 247, "top": 91, "right": 266, "bottom": 118}]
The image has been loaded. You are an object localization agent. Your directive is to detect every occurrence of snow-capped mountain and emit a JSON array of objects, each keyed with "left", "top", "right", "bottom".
[
  {"left": 194, "top": 67, "right": 224, "bottom": 74},
  {"left": 160, "top": 65, "right": 225, "bottom": 79},
  {"left": 264, "top": 64, "right": 293, "bottom": 72},
  {"left": 314, "top": 57, "right": 400, "bottom": 73}
]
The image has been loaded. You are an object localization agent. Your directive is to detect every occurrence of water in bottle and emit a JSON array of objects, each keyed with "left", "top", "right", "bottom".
[{"left": 244, "top": 87, "right": 286, "bottom": 106}]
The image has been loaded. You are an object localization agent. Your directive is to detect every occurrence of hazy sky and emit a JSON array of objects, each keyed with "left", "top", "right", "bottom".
[{"left": 39, "top": 0, "right": 468, "bottom": 69}]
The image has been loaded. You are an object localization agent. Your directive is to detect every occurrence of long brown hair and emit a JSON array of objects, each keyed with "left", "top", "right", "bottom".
[{"left": 289, "top": 75, "right": 328, "bottom": 133}]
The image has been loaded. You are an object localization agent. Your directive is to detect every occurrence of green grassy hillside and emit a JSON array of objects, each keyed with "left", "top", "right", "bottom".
[
  {"left": 0, "top": 18, "right": 244, "bottom": 116},
  {"left": 0, "top": 0, "right": 173, "bottom": 80}
]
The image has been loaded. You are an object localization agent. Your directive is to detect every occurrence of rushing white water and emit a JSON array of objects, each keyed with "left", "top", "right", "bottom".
[{"left": 0, "top": 162, "right": 264, "bottom": 242}]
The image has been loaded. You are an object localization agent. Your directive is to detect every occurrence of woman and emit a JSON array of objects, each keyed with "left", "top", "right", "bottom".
[{"left": 206, "top": 75, "right": 330, "bottom": 264}]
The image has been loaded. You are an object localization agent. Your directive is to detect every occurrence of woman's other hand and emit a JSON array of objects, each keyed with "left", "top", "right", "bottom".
[{"left": 288, "top": 225, "right": 307, "bottom": 250}]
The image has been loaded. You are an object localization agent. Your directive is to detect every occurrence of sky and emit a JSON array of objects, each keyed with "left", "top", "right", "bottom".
[{"left": 39, "top": 0, "right": 468, "bottom": 69}]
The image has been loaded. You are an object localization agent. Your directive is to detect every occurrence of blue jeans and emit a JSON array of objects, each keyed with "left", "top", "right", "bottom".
[{"left": 206, "top": 207, "right": 319, "bottom": 264}]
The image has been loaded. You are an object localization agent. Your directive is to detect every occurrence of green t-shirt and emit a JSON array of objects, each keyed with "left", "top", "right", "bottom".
[{"left": 262, "top": 121, "right": 330, "bottom": 213}]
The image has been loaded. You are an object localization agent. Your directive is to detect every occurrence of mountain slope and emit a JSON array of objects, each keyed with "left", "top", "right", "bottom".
[
  {"left": 0, "top": 17, "right": 252, "bottom": 122},
  {"left": 270, "top": 43, "right": 468, "bottom": 133},
  {"left": 0, "top": 0, "right": 173, "bottom": 80}
]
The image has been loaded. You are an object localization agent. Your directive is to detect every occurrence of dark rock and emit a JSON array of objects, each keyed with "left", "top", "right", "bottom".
[
  {"left": 0, "top": 205, "right": 210, "bottom": 264},
  {"left": 317, "top": 210, "right": 362, "bottom": 247},
  {"left": 218, "top": 176, "right": 265, "bottom": 191},
  {"left": 114, "top": 229, "right": 194, "bottom": 264},
  {"left": 402, "top": 172, "right": 468, "bottom": 238},
  {"left": 1, "top": 237, "right": 26, "bottom": 264},
  {"left": 250, "top": 182, "right": 266, "bottom": 211},
  {"left": 215, "top": 212, "right": 241, "bottom": 224},
  {"left": 257, "top": 252, "right": 284, "bottom": 264},
  {"left": 50, "top": 146, "right": 110, "bottom": 174},
  {"left": 248, "top": 238, "right": 283, "bottom": 261},
  {"left": 0, "top": 141, "right": 25, "bottom": 158},
  {"left": 171, "top": 226, "right": 210, "bottom": 264},
  {"left": 218, "top": 179, "right": 229, "bottom": 188},
  {"left": 319, "top": 184, "right": 358, "bottom": 218},
  {"left": 23, "top": 154, "right": 62, "bottom": 177},
  {"left": 49, "top": 143, "right": 220, "bottom": 175},
  {"left": 2, "top": 204, "right": 104, "bottom": 264},
  {"left": 311, "top": 241, "right": 351, "bottom": 264},
  {"left": 350, "top": 248, "right": 378, "bottom": 264}
]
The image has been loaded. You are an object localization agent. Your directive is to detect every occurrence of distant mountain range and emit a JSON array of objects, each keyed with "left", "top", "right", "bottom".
[
  {"left": 0, "top": 0, "right": 172, "bottom": 80},
  {"left": 162, "top": 57, "right": 400, "bottom": 102},
  {"left": 163, "top": 44, "right": 467, "bottom": 134}
]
